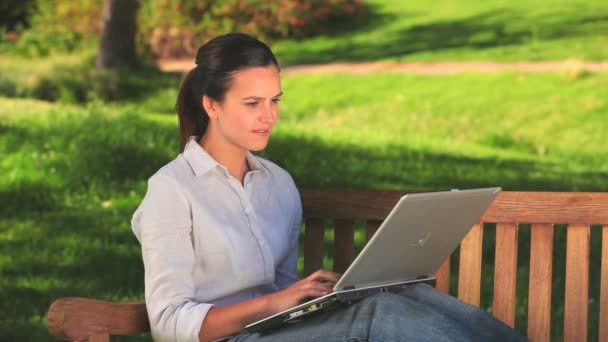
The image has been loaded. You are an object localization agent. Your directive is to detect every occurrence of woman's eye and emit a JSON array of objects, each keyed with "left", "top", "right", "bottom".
[
  {"left": 272, "top": 98, "right": 281, "bottom": 104},
  {"left": 246, "top": 102, "right": 258, "bottom": 107}
]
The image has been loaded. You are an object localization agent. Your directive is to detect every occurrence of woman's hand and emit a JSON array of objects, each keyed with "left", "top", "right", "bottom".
[
  {"left": 267, "top": 269, "right": 341, "bottom": 313},
  {"left": 199, "top": 270, "right": 340, "bottom": 341}
]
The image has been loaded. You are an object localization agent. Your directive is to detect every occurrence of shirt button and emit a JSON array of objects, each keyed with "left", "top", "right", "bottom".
[
  {"left": 259, "top": 240, "right": 265, "bottom": 245},
  {"left": 244, "top": 207, "right": 253, "bottom": 214},
  {"left": 266, "top": 273, "right": 272, "bottom": 278}
]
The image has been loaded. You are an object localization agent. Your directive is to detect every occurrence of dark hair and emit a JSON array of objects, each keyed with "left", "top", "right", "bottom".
[{"left": 176, "top": 33, "right": 280, "bottom": 151}]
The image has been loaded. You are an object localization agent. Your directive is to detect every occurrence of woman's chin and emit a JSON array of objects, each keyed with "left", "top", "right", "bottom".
[{"left": 248, "top": 140, "right": 270, "bottom": 152}]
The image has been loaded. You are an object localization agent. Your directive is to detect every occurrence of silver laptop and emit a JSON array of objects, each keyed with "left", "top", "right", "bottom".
[{"left": 246, "top": 187, "right": 501, "bottom": 333}]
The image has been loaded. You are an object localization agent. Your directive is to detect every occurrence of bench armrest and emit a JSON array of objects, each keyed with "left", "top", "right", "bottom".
[{"left": 47, "top": 297, "right": 150, "bottom": 340}]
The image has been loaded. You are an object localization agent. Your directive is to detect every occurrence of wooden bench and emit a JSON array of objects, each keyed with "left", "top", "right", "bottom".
[{"left": 47, "top": 189, "right": 608, "bottom": 342}]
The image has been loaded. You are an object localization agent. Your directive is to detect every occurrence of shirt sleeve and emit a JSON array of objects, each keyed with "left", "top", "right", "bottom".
[
  {"left": 274, "top": 176, "right": 302, "bottom": 290},
  {"left": 132, "top": 174, "right": 212, "bottom": 342}
]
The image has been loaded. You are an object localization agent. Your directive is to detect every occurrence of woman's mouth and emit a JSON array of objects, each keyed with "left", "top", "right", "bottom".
[{"left": 252, "top": 129, "right": 270, "bottom": 136}]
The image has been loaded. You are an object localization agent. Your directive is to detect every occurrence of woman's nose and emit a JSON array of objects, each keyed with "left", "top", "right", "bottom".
[{"left": 259, "top": 103, "right": 277, "bottom": 124}]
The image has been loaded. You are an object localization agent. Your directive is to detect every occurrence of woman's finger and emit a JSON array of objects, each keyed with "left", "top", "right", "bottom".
[
  {"left": 303, "top": 286, "right": 330, "bottom": 298},
  {"left": 303, "top": 281, "right": 332, "bottom": 294},
  {"left": 308, "top": 269, "right": 341, "bottom": 283}
]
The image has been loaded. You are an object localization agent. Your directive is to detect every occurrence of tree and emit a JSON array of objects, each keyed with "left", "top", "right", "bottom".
[{"left": 96, "top": 0, "right": 138, "bottom": 69}]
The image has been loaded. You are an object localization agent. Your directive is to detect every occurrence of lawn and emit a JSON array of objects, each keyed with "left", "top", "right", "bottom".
[
  {"left": 1, "top": 69, "right": 607, "bottom": 340},
  {"left": 272, "top": 0, "right": 608, "bottom": 64}
]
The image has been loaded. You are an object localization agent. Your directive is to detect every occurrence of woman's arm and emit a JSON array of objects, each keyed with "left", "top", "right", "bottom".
[
  {"left": 134, "top": 174, "right": 213, "bottom": 342},
  {"left": 274, "top": 183, "right": 303, "bottom": 290},
  {"left": 199, "top": 269, "right": 339, "bottom": 342}
]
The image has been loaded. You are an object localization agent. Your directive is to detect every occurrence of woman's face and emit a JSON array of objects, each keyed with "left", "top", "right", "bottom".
[{"left": 207, "top": 65, "right": 281, "bottom": 152}]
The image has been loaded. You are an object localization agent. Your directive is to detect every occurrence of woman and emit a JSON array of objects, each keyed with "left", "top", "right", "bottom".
[{"left": 132, "top": 33, "right": 526, "bottom": 342}]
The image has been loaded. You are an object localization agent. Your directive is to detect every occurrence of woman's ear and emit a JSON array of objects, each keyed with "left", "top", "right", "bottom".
[{"left": 202, "top": 95, "right": 218, "bottom": 120}]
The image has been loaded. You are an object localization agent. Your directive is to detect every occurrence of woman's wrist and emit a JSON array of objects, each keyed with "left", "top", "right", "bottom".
[{"left": 263, "top": 291, "right": 279, "bottom": 314}]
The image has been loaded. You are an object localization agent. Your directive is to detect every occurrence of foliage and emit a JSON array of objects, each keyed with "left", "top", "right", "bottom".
[
  {"left": 4, "top": 0, "right": 366, "bottom": 58},
  {"left": 32, "top": 0, "right": 104, "bottom": 34},
  {"left": 140, "top": 0, "right": 367, "bottom": 58},
  {"left": 0, "top": 54, "right": 180, "bottom": 103},
  {"left": 0, "top": 0, "right": 36, "bottom": 31},
  {"left": 5, "top": 0, "right": 103, "bottom": 57},
  {"left": 12, "top": 28, "right": 91, "bottom": 58}
]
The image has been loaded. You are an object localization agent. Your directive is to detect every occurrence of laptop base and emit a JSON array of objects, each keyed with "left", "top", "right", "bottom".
[{"left": 247, "top": 277, "right": 436, "bottom": 334}]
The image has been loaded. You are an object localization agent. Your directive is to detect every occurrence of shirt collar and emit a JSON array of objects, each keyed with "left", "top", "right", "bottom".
[{"left": 182, "top": 136, "right": 265, "bottom": 177}]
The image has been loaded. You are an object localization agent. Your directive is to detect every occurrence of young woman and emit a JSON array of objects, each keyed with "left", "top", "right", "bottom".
[{"left": 131, "top": 33, "right": 526, "bottom": 342}]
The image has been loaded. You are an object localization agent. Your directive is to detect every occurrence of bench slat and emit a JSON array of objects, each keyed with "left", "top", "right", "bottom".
[
  {"left": 458, "top": 223, "right": 483, "bottom": 307},
  {"left": 47, "top": 298, "right": 148, "bottom": 341},
  {"left": 527, "top": 224, "right": 554, "bottom": 342},
  {"left": 493, "top": 223, "right": 518, "bottom": 327},
  {"left": 366, "top": 220, "right": 382, "bottom": 243},
  {"left": 334, "top": 219, "right": 355, "bottom": 273},
  {"left": 301, "top": 189, "right": 406, "bottom": 220},
  {"left": 564, "top": 225, "right": 590, "bottom": 342},
  {"left": 601, "top": 226, "right": 608, "bottom": 342},
  {"left": 303, "top": 218, "right": 325, "bottom": 276},
  {"left": 435, "top": 258, "right": 450, "bottom": 294},
  {"left": 301, "top": 190, "right": 608, "bottom": 223},
  {"left": 483, "top": 193, "right": 608, "bottom": 224},
  {"left": 88, "top": 333, "right": 110, "bottom": 342}
]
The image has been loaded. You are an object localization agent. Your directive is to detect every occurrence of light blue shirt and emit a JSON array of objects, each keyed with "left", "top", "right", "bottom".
[{"left": 131, "top": 137, "right": 302, "bottom": 342}]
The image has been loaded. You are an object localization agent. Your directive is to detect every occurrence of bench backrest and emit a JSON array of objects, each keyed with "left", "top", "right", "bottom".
[
  {"left": 300, "top": 189, "right": 608, "bottom": 342},
  {"left": 47, "top": 189, "right": 608, "bottom": 342}
]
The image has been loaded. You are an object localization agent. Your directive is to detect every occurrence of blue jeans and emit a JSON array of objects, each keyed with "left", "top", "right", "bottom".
[{"left": 223, "top": 283, "right": 527, "bottom": 341}]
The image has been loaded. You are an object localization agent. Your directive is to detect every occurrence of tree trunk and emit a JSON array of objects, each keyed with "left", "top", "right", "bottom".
[{"left": 96, "top": 0, "right": 138, "bottom": 69}]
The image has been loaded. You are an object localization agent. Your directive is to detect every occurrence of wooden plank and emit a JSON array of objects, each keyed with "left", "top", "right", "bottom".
[
  {"left": 303, "top": 218, "right": 325, "bottom": 276},
  {"left": 599, "top": 226, "right": 608, "bottom": 342},
  {"left": 493, "top": 223, "right": 518, "bottom": 327},
  {"left": 365, "top": 220, "right": 382, "bottom": 243},
  {"left": 87, "top": 333, "right": 110, "bottom": 342},
  {"left": 458, "top": 223, "right": 483, "bottom": 307},
  {"left": 483, "top": 193, "right": 608, "bottom": 224},
  {"left": 435, "top": 257, "right": 450, "bottom": 294},
  {"left": 564, "top": 225, "right": 590, "bottom": 342},
  {"left": 47, "top": 298, "right": 149, "bottom": 341},
  {"left": 301, "top": 189, "right": 416, "bottom": 220},
  {"left": 333, "top": 219, "right": 355, "bottom": 274},
  {"left": 300, "top": 189, "right": 608, "bottom": 223},
  {"left": 527, "top": 224, "right": 554, "bottom": 342}
]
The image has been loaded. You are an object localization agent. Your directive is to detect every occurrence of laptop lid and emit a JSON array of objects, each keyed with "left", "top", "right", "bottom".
[{"left": 333, "top": 187, "right": 501, "bottom": 291}]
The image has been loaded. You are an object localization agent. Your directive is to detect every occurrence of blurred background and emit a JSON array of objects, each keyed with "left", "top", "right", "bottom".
[{"left": 1, "top": 0, "right": 607, "bottom": 340}]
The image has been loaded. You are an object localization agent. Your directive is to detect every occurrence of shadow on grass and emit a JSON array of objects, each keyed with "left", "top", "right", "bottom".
[
  {"left": 315, "top": 1, "right": 401, "bottom": 39},
  {"left": 263, "top": 134, "right": 608, "bottom": 191},
  {"left": 0, "top": 112, "right": 178, "bottom": 218},
  {"left": 0, "top": 208, "right": 148, "bottom": 341},
  {"left": 2, "top": 124, "right": 607, "bottom": 340},
  {"left": 278, "top": 8, "right": 608, "bottom": 64}
]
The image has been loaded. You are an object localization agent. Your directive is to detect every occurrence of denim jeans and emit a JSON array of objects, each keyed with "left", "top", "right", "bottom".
[{"left": 222, "top": 283, "right": 528, "bottom": 342}]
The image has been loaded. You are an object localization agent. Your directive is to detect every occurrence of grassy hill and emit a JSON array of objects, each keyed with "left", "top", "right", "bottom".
[{"left": 273, "top": 0, "right": 608, "bottom": 64}]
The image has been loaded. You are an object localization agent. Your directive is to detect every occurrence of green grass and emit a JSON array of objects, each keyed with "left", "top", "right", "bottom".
[
  {"left": 272, "top": 0, "right": 608, "bottom": 64},
  {"left": 1, "top": 70, "right": 607, "bottom": 341},
  {"left": 274, "top": 71, "right": 608, "bottom": 190}
]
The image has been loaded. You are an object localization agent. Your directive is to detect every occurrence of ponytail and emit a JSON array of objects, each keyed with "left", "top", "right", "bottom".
[{"left": 176, "top": 68, "right": 208, "bottom": 151}]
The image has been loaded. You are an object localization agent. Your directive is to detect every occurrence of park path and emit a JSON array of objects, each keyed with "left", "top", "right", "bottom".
[{"left": 158, "top": 59, "right": 608, "bottom": 75}]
